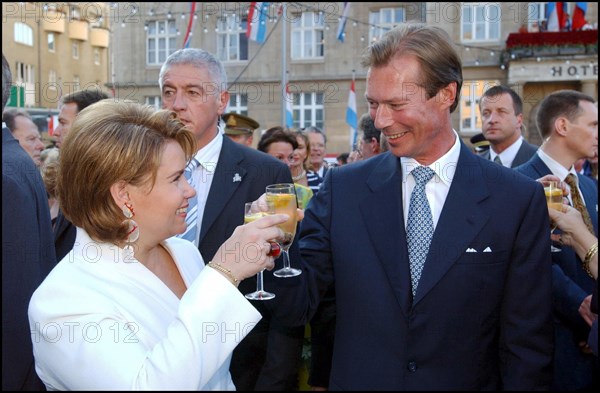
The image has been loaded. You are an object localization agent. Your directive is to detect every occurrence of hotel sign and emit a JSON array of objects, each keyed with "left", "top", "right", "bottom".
[{"left": 508, "top": 59, "right": 598, "bottom": 83}]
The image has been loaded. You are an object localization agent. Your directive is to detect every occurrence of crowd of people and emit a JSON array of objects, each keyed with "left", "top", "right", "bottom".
[{"left": 2, "top": 20, "right": 598, "bottom": 391}]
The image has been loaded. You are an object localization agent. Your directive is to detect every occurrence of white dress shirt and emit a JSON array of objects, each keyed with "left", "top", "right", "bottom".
[
  {"left": 188, "top": 124, "right": 224, "bottom": 246},
  {"left": 29, "top": 228, "right": 261, "bottom": 390},
  {"left": 401, "top": 131, "right": 461, "bottom": 229},
  {"left": 490, "top": 137, "right": 524, "bottom": 168}
]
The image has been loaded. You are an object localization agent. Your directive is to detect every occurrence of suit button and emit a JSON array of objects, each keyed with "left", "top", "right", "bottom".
[{"left": 407, "top": 361, "right": 417, "bottom": 372}]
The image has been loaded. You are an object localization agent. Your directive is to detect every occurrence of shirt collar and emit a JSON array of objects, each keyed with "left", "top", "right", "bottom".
[
  {"left": 490, "top": 137, "right": 523, "bottom": 167},
  {"left": 536, "top": 149, "right": 575, "bottom": 182},
  {"left": 401, "top": 130, "right": 460, "bottom": 187},
  {"left": 193, "top": 124, "right": 224, "bottom": 174}
]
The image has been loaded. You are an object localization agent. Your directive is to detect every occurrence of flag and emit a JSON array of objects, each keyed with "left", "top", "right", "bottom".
[
  {"left": 247, "top": 2, "right": 269, "bottom": 44},
  {"left": 47, "top": 115, "right": 54, "bottom": 137},
  {"left": 182, "top": 2, "right": 197, "bottom": 48},
  {"left": 546, "top": 2, "right": 566, "bottom": 32},
  {"left": 572, "top": 2, "right": 587, "bottom": 30},
  {"left": 337, "top": 2, "right": 351, "bottom": 42},
  {"left": 285, "top": 83, "right": 294, "bottom": 128},
  {"left": 346, "top": 76, "right": 358, "bottom": 149}
]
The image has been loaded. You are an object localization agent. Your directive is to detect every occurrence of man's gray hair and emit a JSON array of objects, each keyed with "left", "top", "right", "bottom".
[{"left": 158, "top": 48, "right": 227, "bottom": 94}]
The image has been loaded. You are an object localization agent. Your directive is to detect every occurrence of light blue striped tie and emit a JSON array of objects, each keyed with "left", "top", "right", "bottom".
[
  {"left": 180, "top": 158, "right": 200, "bottom": 244},
  {"left": 407, "top": 166, "right": 436, "bottom": 297}
]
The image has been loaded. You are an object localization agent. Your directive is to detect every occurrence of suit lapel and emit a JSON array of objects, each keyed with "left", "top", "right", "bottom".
[
  {"left": 413, "top": 145, "right": 491, "bottom": 304},
  {"left": 199, "top": 137, "right": 246, "bottom": 243},
  {"left": 360, "top": 154, "right": 412, "bottom": 315},
  {"left": 511, "top": 141, "right": 537, "bottom": 168}
]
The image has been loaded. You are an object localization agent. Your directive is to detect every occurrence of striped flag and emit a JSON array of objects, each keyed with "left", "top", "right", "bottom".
[
  {"left": 337, "top": 2, "right": 351, "bottom": 42},
  {"left": 47, "top": 115, "right": 55, "bottom": 136},
  {"left": 346, "top": 74, "right": 358, "bottom": 149},
  {"left": 247, "top": 2, "right": 269, "bottom": 44},
  {"left": 182, "top": 2, "right": 197, "bottom": 48},
  {"left": 572, "top": 2, "right": 587, "bottom": 30},
  {"left": 546, "top": 2, "right": 566, "bottom": 32},
  {"left": 285, "top": 82, "right": 294, "bottom": 128}
]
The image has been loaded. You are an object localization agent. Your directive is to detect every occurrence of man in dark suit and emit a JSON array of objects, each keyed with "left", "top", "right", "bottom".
[
  {"left": 2, "top": 53, "right": 56, "bottom": 389},
  {"left": 267, "top": 23, "right": 553, "bottom": 390},
  {"left": 160, "top": 48, "right": 303, "bottom": 391},
  {"left": 515, "top": 90, "right": 598, "bottom": 391},
  {"left": 52, "top": 89, "right": 109, "bottom": 261},
  {"left": 479, "top": 85, "right": 538, "bottom": 168}
]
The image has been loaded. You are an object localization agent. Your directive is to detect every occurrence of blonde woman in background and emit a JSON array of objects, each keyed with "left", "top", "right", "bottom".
[{"left": 39, "top": 147, "right": 60, "bottom": 223}]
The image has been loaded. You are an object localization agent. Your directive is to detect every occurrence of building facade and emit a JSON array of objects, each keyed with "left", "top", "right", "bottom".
[{"left": 3, "top": 3, "right": 597, "bottom": 154}]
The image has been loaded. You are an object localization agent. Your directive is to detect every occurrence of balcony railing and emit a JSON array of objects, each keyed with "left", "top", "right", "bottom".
[{"left": 505, "top": 30, "right": 598, "bottom": 59}]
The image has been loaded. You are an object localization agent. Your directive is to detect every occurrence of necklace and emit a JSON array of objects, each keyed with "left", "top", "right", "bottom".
[{"left": 292, "top": 169, "right": 306, "bottom": 181}]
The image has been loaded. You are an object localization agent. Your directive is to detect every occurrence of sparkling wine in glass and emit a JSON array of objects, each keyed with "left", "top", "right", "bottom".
[
  {"left": 545, "top": 181, "right": 563, "bottom": 253},
  {"left": 243, "top": 202, "right": 276, "bottom": 300},
  {"left": 266, "top": 183, "right": 302, "bottom": 278}
]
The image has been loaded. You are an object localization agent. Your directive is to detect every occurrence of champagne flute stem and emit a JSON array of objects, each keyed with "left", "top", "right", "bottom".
[
  {"left": 282, "top": 250, "right": 291, "bottom": 270},
  {"left": 256, "top": 270, "right": 265, "bottom": 292}
]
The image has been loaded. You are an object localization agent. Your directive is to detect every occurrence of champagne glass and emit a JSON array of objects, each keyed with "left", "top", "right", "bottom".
[
  {"left": 545, "top": 181, "right": 563, "bottom": 253},
  {"left": 266, "top": 183, "right": 302, "bottom": 278},
  {"left": 244, "top": 202, "right": 276, "bottom": 300}
]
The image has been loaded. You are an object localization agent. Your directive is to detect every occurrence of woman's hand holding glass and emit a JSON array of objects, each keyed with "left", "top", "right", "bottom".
[{"left": 211, "top": 206, "right": 288, "bottom": 296}]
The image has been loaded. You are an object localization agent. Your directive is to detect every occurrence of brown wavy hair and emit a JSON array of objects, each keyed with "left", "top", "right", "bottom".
[{"left": 56, "top": 100, "right": 196, "bottom": 243}]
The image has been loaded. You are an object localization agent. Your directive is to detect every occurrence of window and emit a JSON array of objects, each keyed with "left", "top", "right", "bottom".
[
  {"left": 147, "top": 20, "right": 177, "bottom": 65},
  {"left": 369, "top": 8, "right": 405, "bottom": 42},
  {"left": 48, "top": 70, "right": 57, "bottom": 90},
  {"left": 146, "top": 96, "right": 162, "bottom": 110},
  {"left": 94, "top": 48, "right": 100, "bottom": 65},
  {"left": 217, "top": 15, "right": 248, "bottom": 62},
  {"left": 291, "top": 12, "right": 324, "bottom": 59},
  {"left": 73, "top": 76, "right": 80, "bottom": 91},
  {"left": 15, "top": 62, "right": 35, "bottom": 84},
  {"left": 70, "top": 5, "right": 81, "bottom": 21},
  {"left": 292, "top": 92, "right": 324, "bottom": 129},
  {"left": 227, "top": 94, "right": 248, "bottom": 116},
  {"left": 14, "top": 22, "right": 33, "bottom": 46},
  {"left": 72, "top": 41, "right": 79, "bottom": 59},
  {"left": 462, "top": 3, "right": 501, "bottom": 42},
  {"left": 47, "top": 33, "right": 55, "bottom": 52},
  {"left": 460, "top": 80, "right": 500, "bottom": 133}
]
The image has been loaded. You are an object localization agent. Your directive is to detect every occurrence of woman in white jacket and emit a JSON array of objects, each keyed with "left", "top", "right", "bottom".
[{"left": 28, "top": 100, "right": 287, "bottom": 390}]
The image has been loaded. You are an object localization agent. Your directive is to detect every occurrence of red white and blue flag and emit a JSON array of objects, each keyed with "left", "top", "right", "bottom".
[
  {"left": 346, "top": 75, "right": 358, "bottom": 149},
  {"left": 546, "top": 2, "right": 567, "bottom": 32},
  {"left": 182, "top": 2, "right": 197, "bottom": 48},
  {"left": 247, "top": 2, "right": 269, "bottom": 44},
  {"left": 572, "top": 2, "right": 587, "bottom": 30}
]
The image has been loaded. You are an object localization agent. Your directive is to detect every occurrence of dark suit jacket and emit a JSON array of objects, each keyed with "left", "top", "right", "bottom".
[
  {"left": 198, "top": 135, "right": 301, "bottom": 390},
  {"left": 268, "top": 144, "right": 554, "bottom": 390},
  {"left": 53, "top": 209, "right": 76, "bottom": 262},
  {"left": 198, "top": 135, "right": 296, "bottom": 265},
  {"left": 2, "top": 127, "right": 56, "bottom": 390},
  {"left": 515, "top": 153, "right": 599, "bottom": 390},
  {"left": 481, "top": 138, "right": 538, "bottom": 168}
]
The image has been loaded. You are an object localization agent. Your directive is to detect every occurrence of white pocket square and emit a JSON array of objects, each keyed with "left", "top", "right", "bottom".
[
  {"left": 483, "top": 247, "right": 492, "bottom": 252},
  {"left": 466, "top": 248, "right": 477, "bottom": 253}
]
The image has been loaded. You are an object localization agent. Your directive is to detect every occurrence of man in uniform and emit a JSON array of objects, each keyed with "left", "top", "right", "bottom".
[{"left": 223, "top": 112, "right": 259, "bottom": 147}]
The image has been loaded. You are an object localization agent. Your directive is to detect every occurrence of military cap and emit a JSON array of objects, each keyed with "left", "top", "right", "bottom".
[
  {"left": 470, "top": 132, "right": 490, "bottom": 153},
  {"left": 222, "top": 113, "right": 260, "bottom": 136}
]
